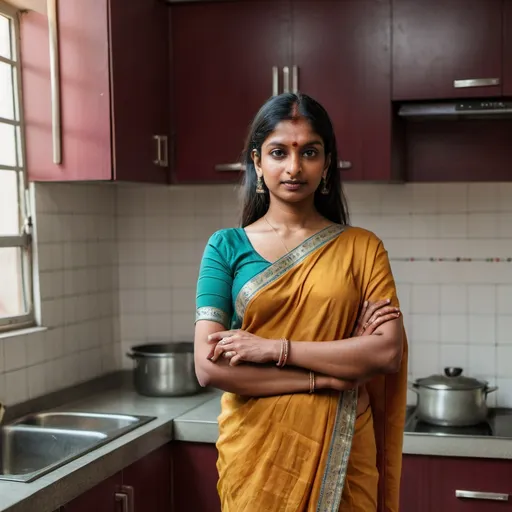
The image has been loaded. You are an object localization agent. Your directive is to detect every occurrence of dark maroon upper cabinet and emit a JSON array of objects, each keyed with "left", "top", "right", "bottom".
[
  {"left": 504, "top": 0, "right": 512, "bottom": 96},
  {"left": 21, "top": 0, "right": 169, "bottom": 183},
  {"left": 392, "top": 0, "right": 503, "bottom": 100},
  {"left": 292, "top": 0, "right": 394, "bottom": 181},
  {"left": 109, "top": 0, "right": 170, "bottom": 184},
  {"left": 170, "top": 1, "right": 291, "bottom": 183},
  {"left": 430, "top": 457, "right": 512, "bottom": 511}
]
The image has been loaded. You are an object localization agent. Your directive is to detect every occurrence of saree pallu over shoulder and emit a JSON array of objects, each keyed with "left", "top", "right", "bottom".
[
  {"left": 215, "top": 226, "right": 407, "bottom": 512},
  {"left": 235, "top": 224, "right": 345, "bottom": 321}
]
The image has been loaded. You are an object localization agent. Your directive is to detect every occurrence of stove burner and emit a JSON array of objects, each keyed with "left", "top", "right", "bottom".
[{"left": 413, "top": 420, "right": 493, "bottom": 437}]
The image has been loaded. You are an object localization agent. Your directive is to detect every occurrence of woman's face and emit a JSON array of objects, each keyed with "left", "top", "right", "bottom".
[{"left": 252, "top": 117, "right": 330, "bottom": 204}]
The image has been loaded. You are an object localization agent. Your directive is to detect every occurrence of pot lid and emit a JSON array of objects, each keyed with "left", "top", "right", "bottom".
[{"left": 416, "top": 367, "right": 486, "bottom": 390}]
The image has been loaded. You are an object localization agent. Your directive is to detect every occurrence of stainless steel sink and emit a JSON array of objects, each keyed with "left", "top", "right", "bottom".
[
  {"left": 13, "top": 412, "right": 146, "bottom": 433},
  {"left": 0, "top": 412, "right": 155, "bottom": 483}
]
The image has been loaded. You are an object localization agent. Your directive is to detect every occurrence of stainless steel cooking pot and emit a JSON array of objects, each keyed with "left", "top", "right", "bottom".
[
  {"left": 127, "top": 342, "right": 202, "bottom": 397},
  {"left": 409, "top": 367, "right": 498, "bottom": 427}
]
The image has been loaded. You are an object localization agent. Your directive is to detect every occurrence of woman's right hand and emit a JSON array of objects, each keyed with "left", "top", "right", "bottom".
[{"left": 352, "top": 299, "right": 400, "bottom": 337}]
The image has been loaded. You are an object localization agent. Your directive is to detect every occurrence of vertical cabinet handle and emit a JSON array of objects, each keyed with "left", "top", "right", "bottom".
[
  {"left": 292, "top": 65, "right": 299, "bottom": 94},
  {"left": 283, "top": 66, "right": 290, "bottom": 93},
  {"left": 153, "top": 135, "right": 161, "bottom": 165},
  {"left": 272, "top": 66, "right": 279, "bottom": 96},
  {"left": 456, "top": 490, "right": 509, "bottom": 501},
  {"left": 152, "top": 135, "right": 168, "bottom": 167},
  {"left": 115, "top": 485, "right": 134, "bottom": 512},
  {"left": 159, "top": 135, "right": 168, "bottom": 167},
  {"left": 47, "top": 0, "right": 62, "bottom": 164}
]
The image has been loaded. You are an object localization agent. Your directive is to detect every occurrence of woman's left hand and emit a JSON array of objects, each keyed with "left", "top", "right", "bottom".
[{"left": 207, "top": 330, "right": 279, "bottom": 366}]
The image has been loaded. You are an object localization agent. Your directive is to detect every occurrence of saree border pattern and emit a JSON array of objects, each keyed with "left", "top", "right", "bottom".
[
  {"left": 316, "top": 388, "right": 358, "bottom": 511},
  {"left": 195, "top": 306, "right": 230, "bottom": 329},
  {"left": 234, "top": 224, "right": 346, "bottom": 320}
]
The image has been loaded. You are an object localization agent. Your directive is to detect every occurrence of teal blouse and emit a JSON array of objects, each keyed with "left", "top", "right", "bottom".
[{"left": 196, "top": 229, "right": 271, "bottom": 329}]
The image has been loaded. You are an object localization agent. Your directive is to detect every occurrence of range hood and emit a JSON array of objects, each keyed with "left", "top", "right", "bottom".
[{"left": 398, "top": 100, "right": 512, "bottom": 120}]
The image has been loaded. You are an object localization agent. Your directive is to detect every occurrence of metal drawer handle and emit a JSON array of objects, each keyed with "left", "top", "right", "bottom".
[
  {"left": 453, "top": 78, "right": 500, "bottom": 88},
  {"left": 115, "top": 485, "right": 134, "bottom": 512},
  {"left": 338, "top": 160, "right": 352, "bottom": 170},
  {"left": 456, "top": 490, "right": 509, "bottom": 501},
  {"left": 215, "top": 162, "right": 245, "bottom": 172}
]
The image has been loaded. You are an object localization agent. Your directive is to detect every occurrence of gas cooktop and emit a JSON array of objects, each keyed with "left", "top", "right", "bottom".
[{"left": 404, "top": 407, "right": 512, "bottom": 438}]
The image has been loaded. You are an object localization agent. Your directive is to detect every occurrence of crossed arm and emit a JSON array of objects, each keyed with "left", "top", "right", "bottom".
[{"left": 194, "top": 301, "right": 403, "bottom": 397}]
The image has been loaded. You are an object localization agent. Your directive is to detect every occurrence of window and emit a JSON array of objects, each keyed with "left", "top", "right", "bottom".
[{"left": 0, "top": 1, "right": 34, "bottom": 332}]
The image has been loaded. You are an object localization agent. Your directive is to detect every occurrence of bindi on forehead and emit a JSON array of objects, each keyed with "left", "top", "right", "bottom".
[{"left": 292, "top": 142, "right": 298, "bottom": 147}]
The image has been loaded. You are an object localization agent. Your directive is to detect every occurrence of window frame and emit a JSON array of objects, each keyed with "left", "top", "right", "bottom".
[{"left": 0, "top": 0, "right": 35, "bottom": 333}]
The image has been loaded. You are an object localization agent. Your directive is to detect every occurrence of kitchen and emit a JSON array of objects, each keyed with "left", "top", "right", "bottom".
[{"left": 0, "top": 0, "right": 512, "bottom": 511}]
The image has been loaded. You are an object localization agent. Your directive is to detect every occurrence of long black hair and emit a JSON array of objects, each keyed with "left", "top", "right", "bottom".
[{"left": 240, "top": 92, "right": 350, "bottom": 228}]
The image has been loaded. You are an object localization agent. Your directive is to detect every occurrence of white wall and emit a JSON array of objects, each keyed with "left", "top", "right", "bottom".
[{"left": 117, "top": 182, "right": 512, "bottom": 407}]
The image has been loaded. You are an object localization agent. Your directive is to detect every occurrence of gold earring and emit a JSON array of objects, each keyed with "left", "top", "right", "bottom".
[
  {"left": 321, "top": 176, "right": 329, "bottom": 195},
  {"left": 256, "top": 176, "right": 265, "bottom": 194}
]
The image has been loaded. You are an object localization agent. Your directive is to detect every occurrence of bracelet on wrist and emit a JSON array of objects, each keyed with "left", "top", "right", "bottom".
[
  {"left": 276, "top": 338, "right": 290, "bottom": 368},
  {"left": 309, "top": 371, "right": 316, "bottom": 394}
]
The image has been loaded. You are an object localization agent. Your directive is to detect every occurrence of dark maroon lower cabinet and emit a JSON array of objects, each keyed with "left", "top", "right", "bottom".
[
  {"left": 172, "top": 442, "right": 220, "bottom": 512},
  {"left": 61, "top": 473, "right": 122, "bottom": 512},
  {"left": 400, "top": 455, "right": 432, "bottom": 512},
  {"left": 62, "top": 444, "right": 172, "bottom": 512},
  {"left": 401, "top": 455, "right": 512, "bottom": 512},
  {"left": 123, "top": 444, "right": 172, "bottom": 511}
]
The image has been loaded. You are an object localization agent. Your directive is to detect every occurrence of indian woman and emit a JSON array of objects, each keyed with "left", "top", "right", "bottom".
[{"left": 194, "top": 92, "right": 408, "bottom": 512}]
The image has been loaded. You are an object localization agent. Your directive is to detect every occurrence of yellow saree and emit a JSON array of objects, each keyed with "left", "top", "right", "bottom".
[{"left": 215, "top": 225, "right": 408, "bottom": 511}]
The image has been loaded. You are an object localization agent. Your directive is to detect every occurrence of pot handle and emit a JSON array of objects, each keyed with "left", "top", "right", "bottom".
[
  {"left": 126, "top": 352, "right": 135, "bottom": 359},
  {"left": 486, "top": 385, "right": 498, "bottom": 394},
  {"left": 408, "top": 381, "right": 419, "bottom": 393}
]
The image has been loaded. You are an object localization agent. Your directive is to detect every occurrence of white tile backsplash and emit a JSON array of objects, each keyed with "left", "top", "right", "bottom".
[
  {"left": 116, "top": 181, "right": 512, "bottom": 407},
  {"left": 0, "top": 183, "right": 120, "bottom": 406},
  {"left": 3, "top": 180, "right": 512, "bottom": 408}
]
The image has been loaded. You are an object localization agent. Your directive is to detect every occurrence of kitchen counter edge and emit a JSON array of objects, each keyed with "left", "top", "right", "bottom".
[{"left": 2, "top": 388, "right": 512, "bottom": 512}]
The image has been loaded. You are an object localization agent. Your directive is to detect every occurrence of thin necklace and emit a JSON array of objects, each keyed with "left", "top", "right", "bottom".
[{"left": 264, "top": 216, "right": 290, "bottom": 253}]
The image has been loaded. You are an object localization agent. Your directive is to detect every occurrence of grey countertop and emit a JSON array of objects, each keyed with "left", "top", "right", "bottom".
[
  {"left": 0, "top": 387, "right": 218, "bottom": 512},
  {"left": 175, "top": 396, "right": 512, "bottom": 459},
  {"left": 2, "top": 385, "right": 512, "bottom": 512}
]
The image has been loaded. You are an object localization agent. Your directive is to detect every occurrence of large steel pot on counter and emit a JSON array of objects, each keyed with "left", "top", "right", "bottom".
[
  {"left": 127, "top": 343, "right": 202, "bottom": 397},
  {"left": 409, "top": 367, "right": 498, "bottom": 426}
]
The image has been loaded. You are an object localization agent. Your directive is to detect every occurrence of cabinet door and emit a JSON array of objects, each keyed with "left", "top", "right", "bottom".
[
  {"left": 504, "top": 0, "right": 512, "bottom": 96},
  {"left": 21, "top": 0, "right": 112, "bottom": 181},
  {"left": 172, "top": 442, "right": 220, "bottom": 512},
  {"left": 392, "top": 0, "right": 503, "bottom": 100},
  {"left": 122, "top": 444, "right": 172, "bottom": 512},
  {"left": 170, "top": 1, "right": 291, "bottom": 183},
  {"left": 62, "top": 472, "right": 122, "bottom": 512},
  {"left": 292, "top": 0, "right": 394, "bottom": 181},
  {"left": 431, "top": 457, "right": 512, "bottom": 511},
  {"left": 400, "top": 455, "right": 432, "bottom": 512},
  {"left": 109, "top": 0, "right": 169, "bottom": 184}
]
